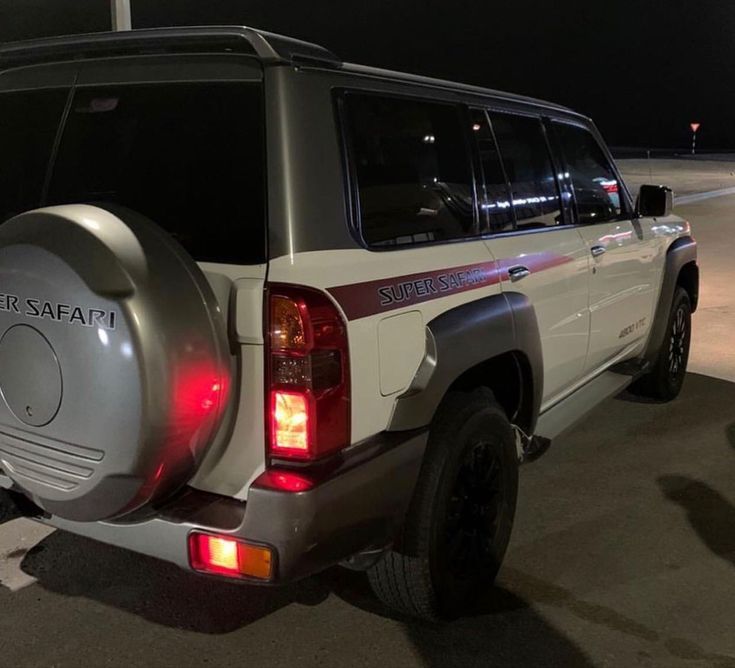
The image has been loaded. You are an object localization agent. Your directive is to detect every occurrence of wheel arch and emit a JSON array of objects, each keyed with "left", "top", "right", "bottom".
[
  {"left": 447, "top": 349, "right": 536, "bottom": 435},
  {"left": 387, "top": 292, "right": 543, "bottom": 435},
  {"left": 677, "top": 260, "right": 699, "bottom": 313},
  {"left": 644, "top": 236, "right": 698, "bottom": 364}
]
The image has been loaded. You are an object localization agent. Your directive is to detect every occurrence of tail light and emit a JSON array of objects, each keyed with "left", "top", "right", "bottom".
[
  {"left": 188, "top": 532, "right": 273, "bottom": 580},
  {"left": 267, "top": 285, "right": 350, "bottom": 461}
]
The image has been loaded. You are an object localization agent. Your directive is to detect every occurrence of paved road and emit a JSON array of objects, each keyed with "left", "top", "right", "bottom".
[
  {"left": 680, "top": 194, "right": 735, "bottom": 383},
  {"left": 1, "top": 187, "right": 735, "bottom": 667},
  {"left": 618, "top": 158, "right": 735, "bottom": 198}
]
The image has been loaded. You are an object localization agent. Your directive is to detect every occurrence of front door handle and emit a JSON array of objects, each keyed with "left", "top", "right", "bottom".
[
  {"left": 590, "top": 245, "right": 606, "bottom": 258},
  {"left": 508, "top": 265, "right": 531, "bottom": 282}
]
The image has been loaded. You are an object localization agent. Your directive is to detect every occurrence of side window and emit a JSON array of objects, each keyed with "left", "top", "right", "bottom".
[
  {"left": 469, "top": 109, "right": 514, "bottom": 233},
  {"left": 343, "top": 93, "right": 475, "bottom": 248},
  {"left": 489, "top": 112, "right": 564, "bottom": 229},
  {"left": 554, "top": 122, "right": 622, "bottom": 224},
  {"left": 0, "top": 89, "right": 69, "bottom": 223}
]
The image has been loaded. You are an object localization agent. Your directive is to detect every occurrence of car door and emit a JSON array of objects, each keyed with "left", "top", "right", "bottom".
[
  {"left": 552, "top": 121, "right": 659, "bottom": 374},
  {"left": 470, "top": 109, "right": 591, "bottom": 406}
]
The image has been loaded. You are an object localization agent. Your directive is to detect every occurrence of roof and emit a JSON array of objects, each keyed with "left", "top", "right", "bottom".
[
  {"left": 341, "top": 62, "right": 576, "bottom": 115},
  {"left": 0, "top": 25, "right": 579, "bottom": 116},
  {"left": 0, "top": 25, "right": 340, "bottom": 68}
]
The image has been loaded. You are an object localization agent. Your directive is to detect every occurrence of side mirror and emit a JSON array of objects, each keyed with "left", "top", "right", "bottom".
[{"left": 636, "top": 184, "right": 673, "bottom": 218}]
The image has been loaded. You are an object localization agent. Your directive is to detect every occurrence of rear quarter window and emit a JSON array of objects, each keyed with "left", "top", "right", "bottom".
[
  {"left": 341, "top": 92, "right": 476, "bottom": 248},
  {"left": 47, "top": 82, "right": 266, "bottom": 265}
]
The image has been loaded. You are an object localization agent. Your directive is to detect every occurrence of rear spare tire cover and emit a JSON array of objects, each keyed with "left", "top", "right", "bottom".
[{"left": 0, "top": 205, "right": 233, "bottom": 521}]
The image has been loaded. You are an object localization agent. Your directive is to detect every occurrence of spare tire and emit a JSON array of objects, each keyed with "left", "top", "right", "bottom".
[{"left": 0, "top": 204, "right": 233, "bottom": 521}]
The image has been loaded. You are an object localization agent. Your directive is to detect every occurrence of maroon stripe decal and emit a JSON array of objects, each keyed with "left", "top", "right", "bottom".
[
  {"left": 328, "top": 261, "right": 500, "bottom": 321},
  {"left": 328, "top": 252, "right": 573, "bottom": 321}
]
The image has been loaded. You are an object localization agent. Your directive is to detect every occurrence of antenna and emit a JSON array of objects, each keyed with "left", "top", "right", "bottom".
[{"left": 111, "top": 0, "right": 132, "bottom": 32}]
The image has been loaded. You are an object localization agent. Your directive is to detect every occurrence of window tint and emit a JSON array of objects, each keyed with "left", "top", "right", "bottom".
[
  {"left": 490, "top": 113, "right": 563, "bottom": 229},
  {"left": 343, "top": 93, "right": 475, "bottom": 247},
  {"left": 554, "top": 122, "right": 622, "bottom": 224},
  {"left": 48, "top": 83, "right": 266, "bottom": 265},
  {"left": 0, "top": 89, "right": 68, "bottom": 223},
  {"left": 469, "top": 109, "right": 514, "bottom": 233}
]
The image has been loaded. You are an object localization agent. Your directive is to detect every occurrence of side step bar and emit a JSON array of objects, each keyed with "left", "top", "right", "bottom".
[{"left": 534, "top": 370, "right": 634, "bottom": 443}]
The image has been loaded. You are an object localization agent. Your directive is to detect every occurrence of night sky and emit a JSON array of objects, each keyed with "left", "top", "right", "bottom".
[{"left": 0, "top": 0, "right": 732, "bottom": 149}]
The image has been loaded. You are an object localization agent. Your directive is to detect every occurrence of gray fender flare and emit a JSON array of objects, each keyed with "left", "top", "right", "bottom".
[
  {"left": 644, "top": 236, "right": 698, "bottom": 364},
  {"left": 387, "top": 292, "right": 543, "bottom": 433}
]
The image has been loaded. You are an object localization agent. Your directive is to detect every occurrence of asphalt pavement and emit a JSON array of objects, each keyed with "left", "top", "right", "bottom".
[
  {"left": 1, "top": 163, "right": 735, "bottom": 667},
  {"left": 618, "top": 158, "right": 735, "bottom": 198}
]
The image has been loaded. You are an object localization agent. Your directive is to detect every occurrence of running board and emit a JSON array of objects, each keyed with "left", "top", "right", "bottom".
[{"left": 535, "top": 371, "right": 633, "bottom": 442}]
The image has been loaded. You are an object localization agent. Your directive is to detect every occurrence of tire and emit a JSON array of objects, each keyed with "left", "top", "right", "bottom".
[
  {"left": 368, "top": 388, "right": 519, "bottom": 621},
  {"left": 633, "top": 286, "right": 692, "bottom": 401},
  {"left": 0, "top": 205, "right": 232, "bottom": 521}
]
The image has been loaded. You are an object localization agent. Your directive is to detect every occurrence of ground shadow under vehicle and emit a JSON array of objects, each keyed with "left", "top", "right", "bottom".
[
  {"left": 17, "top": 531, "right": 595, "bottom": 666},
  {"left": 0, "top": 490, "right": 21, "bottom": 525},
  {"left": 9, "top": 371, "right": 735, "bottom": 666}
]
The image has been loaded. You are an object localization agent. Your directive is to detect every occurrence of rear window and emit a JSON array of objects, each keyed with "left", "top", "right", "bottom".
[
  {"left": 0, "top": 89, "right": 69, "bottom": 223},
  {"left": 342, "top": 93, "right": 476, "bottom": 248},
  {"left": 47, "top": 82, "right": 266, "bottom": 265}
]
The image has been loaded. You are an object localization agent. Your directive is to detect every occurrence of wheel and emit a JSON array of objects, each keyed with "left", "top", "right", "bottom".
[
  {"left": 633, "top": 286, "right": 692, "bottom": 401},
  {"left": 368, "top": 388, "right": 518, "bottom": 621}
]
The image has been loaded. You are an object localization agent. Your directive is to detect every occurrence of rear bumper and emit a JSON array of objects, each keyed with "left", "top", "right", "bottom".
[{"left": 28, "top": 430, "right": 427, "bottom": 583}]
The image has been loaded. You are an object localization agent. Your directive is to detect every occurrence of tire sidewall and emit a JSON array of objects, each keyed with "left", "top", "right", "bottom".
[
  {"left": 425, "top": 395, "right": 519, "bottom": 616},
  {"left": 660, "top": 288, "right": 692, "bottom": 398}
]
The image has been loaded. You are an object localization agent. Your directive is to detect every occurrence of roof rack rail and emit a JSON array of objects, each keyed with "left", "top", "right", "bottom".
[
  {"left": 0, "top": 25, "right": 341, "bottom": 69},
  {"left": 245, "top": 27, "right": 341, "bottom": 65}
]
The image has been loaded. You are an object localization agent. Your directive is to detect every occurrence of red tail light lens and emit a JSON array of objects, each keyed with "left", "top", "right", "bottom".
[{"left": 267, "top": 285, "right": 350, "bottom": 461}]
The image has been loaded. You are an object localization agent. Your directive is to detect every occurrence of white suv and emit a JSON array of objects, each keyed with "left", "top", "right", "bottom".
[{"left": 0, "top": 26, "right": 698, "bottom": 620}]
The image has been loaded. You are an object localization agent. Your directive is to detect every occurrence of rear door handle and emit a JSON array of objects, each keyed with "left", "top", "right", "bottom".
[
  {"left": 508, "top": 265, "right": 531, "bottom": 282},
  {"left": 590, "top": 245, "right": 606, "bottom": 258}
]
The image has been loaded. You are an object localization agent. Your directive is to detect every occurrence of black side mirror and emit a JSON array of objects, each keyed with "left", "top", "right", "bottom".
[{"left": 636, "top": 184, "right": 673, "bottom": 218}]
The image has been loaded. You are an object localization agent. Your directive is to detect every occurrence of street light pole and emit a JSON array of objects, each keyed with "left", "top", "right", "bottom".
[{"left": 111, "top": 0, "right": 132, "bottom": 31}]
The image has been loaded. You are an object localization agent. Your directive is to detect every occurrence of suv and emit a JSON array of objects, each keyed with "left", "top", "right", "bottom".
[{"left": 0, "top": 26, "right": 698, "bottom": 620}]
